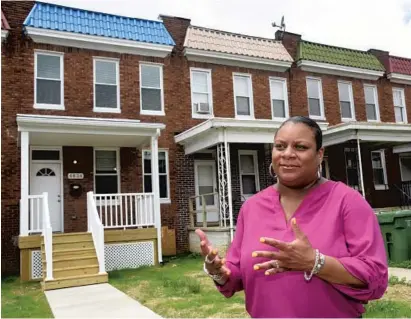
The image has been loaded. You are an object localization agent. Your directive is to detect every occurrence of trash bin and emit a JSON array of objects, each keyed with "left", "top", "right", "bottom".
[{"left": 377, "top": 210, "right": 411, "bottom": 263}]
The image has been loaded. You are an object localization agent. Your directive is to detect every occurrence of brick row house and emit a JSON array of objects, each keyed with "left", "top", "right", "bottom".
[{"left": 1, "top": 1, "right": 411, "bottom": 286}]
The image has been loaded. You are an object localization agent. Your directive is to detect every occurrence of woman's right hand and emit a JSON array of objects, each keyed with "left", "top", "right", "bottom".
[{"left": 195, "top": 229, "right": 231, "bottom": 284}]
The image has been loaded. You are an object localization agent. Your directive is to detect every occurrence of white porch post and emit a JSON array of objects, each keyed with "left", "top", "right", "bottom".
[
  {"left": 20, "top": 131, "right": 30, "bottom": 236},
  {"left": 356, "top": 134, "right": 365, "bottom": 198},
  {"left": 151, "top": 130, "right": 163, "bottom": 263},
  {"left": 224, "top": 129, "right": 234, "bottom": 241}
]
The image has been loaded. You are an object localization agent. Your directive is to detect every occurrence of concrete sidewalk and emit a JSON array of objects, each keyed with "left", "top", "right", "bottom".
[
  {"left": 388, "top": 267, "right": 411, "bottom": 283},
  {"left": 45, "top": 283, "right": 161, "bottom": 318}
]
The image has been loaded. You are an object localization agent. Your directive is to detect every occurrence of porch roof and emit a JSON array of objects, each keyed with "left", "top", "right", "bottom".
[
  {"left": 323, "top": 122, "right": 411, "bottom": 147},
  {"left": 174, "top": 117, "right": 329, "bottom": 154},
  {"left": 17, "top": 114, "right": 165, "bottom": 147}
]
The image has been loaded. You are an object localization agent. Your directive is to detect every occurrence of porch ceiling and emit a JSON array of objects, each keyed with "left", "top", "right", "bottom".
[
  {"left": 17, "top": 114, "right": 165, "bottom": 147},
  {"left": 174, "top": 117, "right": 329, "bottom": 154},
  {"left": 323, "top": 122, "right": 411, "bottom": 147}
]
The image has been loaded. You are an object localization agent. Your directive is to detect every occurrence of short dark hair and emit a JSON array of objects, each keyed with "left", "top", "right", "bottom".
[{"left": 275, "top": 116, "right": 323, "bottom": 151}]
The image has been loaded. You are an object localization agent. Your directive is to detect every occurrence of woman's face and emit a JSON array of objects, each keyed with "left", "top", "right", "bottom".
[{"left": 272, "top": 122, "right": 323, "bottom": 188}]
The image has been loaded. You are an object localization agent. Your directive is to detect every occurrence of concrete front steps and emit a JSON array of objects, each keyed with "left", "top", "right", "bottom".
[{"left": 41, "top": 232, "right": 108, "bottom": 291}]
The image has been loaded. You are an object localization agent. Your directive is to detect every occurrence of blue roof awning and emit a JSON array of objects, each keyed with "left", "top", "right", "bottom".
[{"left": 24, "top": 2, "right": 175, "bottom": 46}]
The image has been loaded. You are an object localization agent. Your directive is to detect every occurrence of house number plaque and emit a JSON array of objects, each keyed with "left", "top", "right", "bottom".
[{"left": 68, "top": 173, "right": 84, "bottom": 179}]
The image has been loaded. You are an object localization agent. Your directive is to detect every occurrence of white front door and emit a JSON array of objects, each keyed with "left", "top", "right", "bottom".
[
  {"left": 194, "top": 160, "right": 218, "bottom": 223},
  {"left": 30, "top": 163, "right": 62, "bottom": 232}
]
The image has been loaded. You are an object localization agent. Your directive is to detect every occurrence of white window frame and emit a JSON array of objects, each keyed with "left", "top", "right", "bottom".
[
  {"left": 238, "top": 150, "right": 260, "bottom": 200},
  {"left": 190, "top": 67, "right": 213, "bottom": 119},
  {"left": 93, "top": 57, "right": 120, "bottom": 113},
  {"left": 371, "top": 149, "right": 388, "bottom": 190},
  {"left": 363, "top": 84, "right": 380, "bottom": 122},
  {"left": 306, "top": 76, "right": 325, "bottom": 120},
  {"left": 233, "top": 73, "right": 254, "bottom": 119},
  {"left": 269, "top": 77, "right": 289, "bottom": 120},
  {"left": 93, "top": 148, "right": 121, "bottom": 199},
  {"left": 393, "top": 87, "right": 407, "bottom": 124},
  {"left": 140, "top": 62, "right": 165, "bottom": 116},
  {"left": 338, "top": 81, "right": 356, "bottom": 121},
  {"left": 34, "top": 50, "right": 64, "bottom": 110},
  {"left": 142, "top": 149, "right": 170, "bottom": 204}
]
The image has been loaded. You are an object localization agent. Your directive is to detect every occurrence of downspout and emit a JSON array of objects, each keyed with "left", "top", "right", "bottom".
[
  {"left": 356, "top": 130, "right": 366, "bottom": 198},
  {"left": 223, "top": 128, "right": 234, "bottom": 241}
]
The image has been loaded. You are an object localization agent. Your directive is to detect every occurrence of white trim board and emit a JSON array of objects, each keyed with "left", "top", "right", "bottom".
[
  {"left": 25, "top": 26, "right": 173, "bottom": 58},
  {"left": 184, "top": 48, "right": 292, "bottom": 72},
  {"left": 297, "top": 60, "right": 384, "bottom": 80},
  {"left": 387, "top": 73, "right": 411, "bottom": 85},
  {"left": 393, "top": 143, "right": 411, "bottom": 154}
]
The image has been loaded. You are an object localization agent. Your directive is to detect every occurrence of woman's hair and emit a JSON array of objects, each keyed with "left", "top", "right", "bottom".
[{"left": 275, "top": 116, "right": 323, "bottom": 151}]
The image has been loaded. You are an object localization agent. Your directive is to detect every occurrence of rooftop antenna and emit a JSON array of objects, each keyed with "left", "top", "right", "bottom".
[{"left": 272, "top": 16, "right": 286, "bottom": 40}]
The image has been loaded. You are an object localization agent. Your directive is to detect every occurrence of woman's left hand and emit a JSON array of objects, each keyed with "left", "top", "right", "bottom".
[{"left": 252, "top": 218, "right": 316, "bottom": 275}]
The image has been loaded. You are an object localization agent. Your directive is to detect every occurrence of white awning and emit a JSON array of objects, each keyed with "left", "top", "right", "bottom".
[
  {"left": 175, "top": 117, "right": 329, "bottom": 154},
  {"left": 323, "top": 122, "right": 411, "bottom": 147},
  {"left": 17, "top": 114, "right": 165, "bottom": 147}
]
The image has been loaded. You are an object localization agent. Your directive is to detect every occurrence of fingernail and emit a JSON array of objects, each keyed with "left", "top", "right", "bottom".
[
  {"left": 253, "top": 265, "right": 259, "bottom": 270},
  {"left": 252, "top": 252, "right": 257, "bottom": 257},
  {"left": 260, "top": 237, "right": 265, "bottom": 243},
  {"left": 265, "top": 271, "right": 270, "bottom": 276},
  {"left": 221, "top": 259, "right": 225, "bottom": 265},
  {"left": 212, "top": 249, "right": 217, "bottom": 255},
  {"left": 291, "top": 218, "right": 296, "bottom": 225}
]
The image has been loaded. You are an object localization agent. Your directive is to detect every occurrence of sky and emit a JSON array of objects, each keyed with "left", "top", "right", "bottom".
[{"left": 45, "top": 0, "right": 411, "bottom": 58}]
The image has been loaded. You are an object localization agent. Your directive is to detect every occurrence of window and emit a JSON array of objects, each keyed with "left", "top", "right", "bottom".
[
  {"left": 233, "top": 74, "right": 254, "bottom": 118},
  {"left": 94, "top": 149, "right": 119, "bottom": 194},
  {"left": 364, "top": 85, "right": 380, "bottom": 121},
  {"left": 34, "top": 51, "right": 64, "bottom": 109},
  {"left": 140, "top": 64, "right": 164, "bottom": 115},
  {"left": 31, "top": 150, "right": 60, "bottom": 161},
  {"left": 93, "top": 58, "right": 120, "bottom": 112},
  {"left": 393, "top": 88, "right": 407, "bottom": 123},
  {"left": 338, "top": 81, "right": 355, "bottom": 120},
  {"left": 371, "top": 150, "right": 388, "bottom": 190},
  {"left": 306, "top": 77, "right": 325, "bottom": 120},
  {"left": 238, "top": 150, "right": 259, "bottom": 199},
  {"left": 143, "top": 150, "right": 169, "bottom": 201},
  {"left": 190, "top": 68, "right": 213, "bottom": 118},
  {"left": 270, "top": 77, "right": 289, "bottom": 119}
]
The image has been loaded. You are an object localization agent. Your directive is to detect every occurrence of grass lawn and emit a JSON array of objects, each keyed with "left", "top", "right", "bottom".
[
  {"left": 1, "top": 277, "right": 53, "bottom": 318},
  {"left": 1, "top": 255, "right": 411, "bottom": 318},
  {"left": 110, "top": 254, "right": 411, "bottom": 318}
]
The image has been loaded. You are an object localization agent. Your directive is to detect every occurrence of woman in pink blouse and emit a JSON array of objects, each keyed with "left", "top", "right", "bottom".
[{"left": 197, "top": 116, "right": 388, "bottom": 318}]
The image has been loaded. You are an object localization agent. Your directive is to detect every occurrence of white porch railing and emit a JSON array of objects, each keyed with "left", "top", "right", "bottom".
[
  {"left": 92, "top": 193, "right": 155, "bottom": 229},
  {"left": 42, "top": 192, "right": 53, "bottom": 280},
  {"left": 26, "top": 194, "right": 44, "bottom": 234},
  {"left": 87, "top": 191, "right": 106, "bottom": 274}
]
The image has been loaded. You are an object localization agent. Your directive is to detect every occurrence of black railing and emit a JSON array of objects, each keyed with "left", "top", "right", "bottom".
[{"left": 393, "top": 181, "right": 411, "bottom": 210}]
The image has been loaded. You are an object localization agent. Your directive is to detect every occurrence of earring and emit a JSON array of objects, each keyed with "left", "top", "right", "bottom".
[
  {"left": 317, "top": 165, "right": 322, "bottom": 179},
  {"left": 269, "top": 163, "right": 277, "bottom": 179}
]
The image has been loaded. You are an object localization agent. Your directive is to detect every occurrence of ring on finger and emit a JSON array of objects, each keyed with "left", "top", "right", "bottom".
[
  {"left": 205, "top": 254, "right": 217, "bottom": 264},
  {"left": 271, "top": 260, "right": 280, "bottom": 269}
]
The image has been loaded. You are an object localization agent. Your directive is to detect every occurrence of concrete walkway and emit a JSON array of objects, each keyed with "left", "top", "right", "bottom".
[
  {"left": 388, "top": 267, "right": 411, "bottom": 283},
  {"left": 45, "top": 283, "right": 161, "bottom": 318}
]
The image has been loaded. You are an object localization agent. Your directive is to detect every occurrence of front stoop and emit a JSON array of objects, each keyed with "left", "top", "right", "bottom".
[{"left": 41, "top": 232, "right": 108, "bottom": 290}]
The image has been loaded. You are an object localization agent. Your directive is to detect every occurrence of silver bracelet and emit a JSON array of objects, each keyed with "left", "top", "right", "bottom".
[
  {"left": 203, "top": 262, "right": 225, "bottom": 283},
  {"left": 304, "top": 249, "right": 325, "bottom": 281}
]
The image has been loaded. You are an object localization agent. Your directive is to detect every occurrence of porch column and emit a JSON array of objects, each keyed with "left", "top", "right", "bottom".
[
  {"left": 20, "top": 131, "right": 30, "bottom": 236},
  {"left": 356, "top": 134, "right": 365, "bottom": 198},
  {"left": 223, "top": 129, "right": 234, "bottom": 241},
  {"left": 151, "top": 130, "right": 163, "bottom": 263}
]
